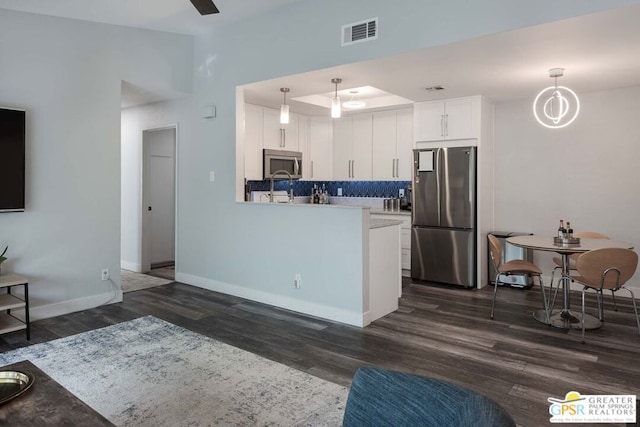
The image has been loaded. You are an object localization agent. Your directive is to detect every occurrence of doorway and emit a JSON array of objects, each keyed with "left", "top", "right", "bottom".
[{"left": 141, "top": 126, "right": 177, "bottom": 280}]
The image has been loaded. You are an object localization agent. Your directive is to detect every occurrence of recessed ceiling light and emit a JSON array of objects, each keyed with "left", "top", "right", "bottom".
[
  {"left": 425, "top": 85, "right": 446, "bottom": 91},
  {"left": 343, "top": 90, "right": 367, "bottom": 109}
]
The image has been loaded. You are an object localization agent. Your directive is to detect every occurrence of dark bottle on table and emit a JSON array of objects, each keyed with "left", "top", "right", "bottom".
[
  {"left": 567, "top": 221, "right": 573, "bottom": 238},
  {"left": 314, "top": 189, "right": 320, "bottom": 204},
  {"left": 558, "top": 219, "right": 566, "bottom": 238}
]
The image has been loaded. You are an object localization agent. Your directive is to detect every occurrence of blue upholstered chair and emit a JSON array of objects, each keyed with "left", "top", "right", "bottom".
[{"left": 343, "top": 367, "right": 516, "bottom": 427}]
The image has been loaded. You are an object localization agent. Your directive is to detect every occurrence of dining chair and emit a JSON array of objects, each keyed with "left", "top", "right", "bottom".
[
  {"left": 488, "top": 234, "right": 550, "bottom": 322},
  {"left": 572, "top": 248, "right": 639, "bottom": 343},
  {"left": 549, "top": 232, "right": 612, "bottom": 312}
]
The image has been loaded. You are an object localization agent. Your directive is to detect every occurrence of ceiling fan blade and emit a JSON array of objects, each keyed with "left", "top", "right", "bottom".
[{"left": 190, "top": 0, "right": 220, "bottom": 15}]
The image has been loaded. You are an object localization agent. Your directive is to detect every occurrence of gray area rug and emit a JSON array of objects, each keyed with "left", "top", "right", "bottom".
[
  {"left": 0, "top": 316, "right": 348, "bottom": 426},
  {"left": 121, "top": 269, "right": 172, "bottom": 293}
]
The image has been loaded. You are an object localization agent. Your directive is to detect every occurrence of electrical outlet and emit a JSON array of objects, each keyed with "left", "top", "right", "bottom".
[
  {"left": 101, "top": 268, "right": 110, "bottom": 281},
  {"left": 399, "top": 189, "right": 405, "bottom": 197},
  {"left": 294, "top": 273, "right": 301, "bottom": 289}
]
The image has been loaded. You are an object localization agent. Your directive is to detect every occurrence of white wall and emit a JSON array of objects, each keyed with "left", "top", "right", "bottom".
[
  {"left": 494, "top": 85, "right": 640, "bottom": 289},
  {"left": 0, "top": 9, "right": 192, "bottom": 319}
]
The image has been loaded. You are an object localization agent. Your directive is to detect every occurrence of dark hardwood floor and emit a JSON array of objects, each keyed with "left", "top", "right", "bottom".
[{"left": 2, "top": 279, "right": 639, "bottom": 426}]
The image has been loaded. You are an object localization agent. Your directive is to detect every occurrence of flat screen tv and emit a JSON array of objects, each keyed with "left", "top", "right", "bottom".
[{"left": 0, "top": 107, "right": 26, "bottom": 212}]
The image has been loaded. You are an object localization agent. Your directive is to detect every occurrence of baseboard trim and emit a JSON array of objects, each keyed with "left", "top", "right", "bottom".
[
  {"left": 176, "top": 272, "right": 366, "bottom": 327},
  {"left": 28, "top": 290, "right": 123, "bottom": 322},
  {"left": 121, "top": 260, "right": 141, "bottom": 273}
]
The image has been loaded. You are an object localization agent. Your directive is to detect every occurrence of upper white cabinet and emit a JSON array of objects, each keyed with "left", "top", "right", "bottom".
[
  {"left": 333, "top": 114, "right": 372, "bottom": 180},
  {"left": 263, "top": 108, "right": 299, "bottom": 151},
  {"left": 332, "top": 118, "right": 352, "bottom": 180},
  {"left": 372, "top": 109, "right": 413, "bottom": 180},
  {"left": 244, "top": 104, "right": 264, "bottom": 181},
  {"left": 414, "top": 96, "right": 479, "bottom": 142},
  {"left": 395, "top": 109, "right": 413, "bottom": 180},
  {"left": 244, "top": 104, "right": 303, "bottom": 180},
  {"left": 307, "top": 117, "right": 333, "bottom": 180}
]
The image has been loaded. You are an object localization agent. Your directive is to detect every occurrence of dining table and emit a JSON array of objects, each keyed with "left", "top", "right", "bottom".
[{"left": 506, "top": 234, "right": 634, "bottom": 329}]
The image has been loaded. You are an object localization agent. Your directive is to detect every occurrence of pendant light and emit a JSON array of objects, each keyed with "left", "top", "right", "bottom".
[
  {"left": 533, "top": 68, "right": 580, "bottom": 129},
  {"left": 279, "top": 88, "right": 290, "bottom": 124},
  {"left": 331, "top": 78, "right": 342, "bottom": 118},
  {"left": 343, "top": 90, "right": 366, "bottom": 109}
]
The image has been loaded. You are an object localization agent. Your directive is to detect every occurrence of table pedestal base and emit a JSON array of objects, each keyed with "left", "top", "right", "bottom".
[{"left": 533, "top": 310, "right": 603, "bottom": 330}]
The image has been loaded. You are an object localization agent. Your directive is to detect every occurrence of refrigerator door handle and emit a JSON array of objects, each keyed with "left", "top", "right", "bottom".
[{"left": 436, "top": 148, "right": 442, "bottom": 226}]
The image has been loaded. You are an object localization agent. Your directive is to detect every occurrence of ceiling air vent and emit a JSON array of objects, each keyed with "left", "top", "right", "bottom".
[{"left": 342, "top": 17, "right": 378, "bottom": 46}]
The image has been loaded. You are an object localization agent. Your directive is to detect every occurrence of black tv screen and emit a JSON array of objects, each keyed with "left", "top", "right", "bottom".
[{"left": 0, "top": 107, "right": 26, "bottom": 212}]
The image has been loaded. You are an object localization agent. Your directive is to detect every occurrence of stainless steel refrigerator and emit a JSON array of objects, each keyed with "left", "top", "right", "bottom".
[{"left": 411, "top": 147, "right": 476, "bottom": 287}]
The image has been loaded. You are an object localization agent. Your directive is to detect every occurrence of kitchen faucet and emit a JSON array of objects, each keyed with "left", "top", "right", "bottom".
[{"left": 269, "top": 169, "right": 294, "bottom": 203}]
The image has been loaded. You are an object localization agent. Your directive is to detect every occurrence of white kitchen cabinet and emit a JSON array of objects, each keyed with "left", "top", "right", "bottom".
[
  {"left": 263, "top": 108, "right": 298, "bottom": 151},
  {"left": 244, "top": 104, "right": 302, "bottom": 181},
  {"left": 395, "top": 109, "right": 413, "bottom": 180},
  {"left": 283, "top": 114, "right": 299, "bottom": 151},
  {"left": 371, "top": 213, "right": 412, "bottom": 276},
  {"left": 372, "top": 109, "right": 413, "bottom": 180},
  {"left": 333, "top": 114, "right": 372, "bottom": 180},
  {"left": 352, "top": 114, "right": 373, "bottom": 180},
  {"left": 414, "top": 96, "right": 479, "bottom": 142},
  {"left": 332, "top": 117, "right": 352, "bottom": 180},
  {"left": 244, "top": 104, "right": 264, "bottom": 181},
  {"left": 307, "top": 117, "right": 333, "bottom": 180}
]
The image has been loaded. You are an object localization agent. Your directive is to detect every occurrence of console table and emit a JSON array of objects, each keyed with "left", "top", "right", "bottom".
[
  {"left": 0, "top": 274, "right": 30, "bottom": 340},
  {"left": 0, "top": 360, "right": 114, "bottom": 426}
]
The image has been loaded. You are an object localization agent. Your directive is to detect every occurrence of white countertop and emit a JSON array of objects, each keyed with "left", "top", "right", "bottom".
[
  {"left": 370, "top": 209, "right": 411, "bottom": 216},
  {"left": 370, "top": 218, "right": 403, "bottom": 229}
]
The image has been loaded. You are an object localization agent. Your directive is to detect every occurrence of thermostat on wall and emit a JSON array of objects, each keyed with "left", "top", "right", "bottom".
[{"left": 202, "top": 105, "right": 216, "bottom": 119}]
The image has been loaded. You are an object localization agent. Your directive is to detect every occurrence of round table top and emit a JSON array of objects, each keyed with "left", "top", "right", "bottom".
[{"left": 506, "top": 235, "right": 634, "bottom": 254}]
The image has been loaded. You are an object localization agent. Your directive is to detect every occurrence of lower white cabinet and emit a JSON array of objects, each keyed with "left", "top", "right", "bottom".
[{"left": 371, "top": 213, "right": 412, "bottom": 276}]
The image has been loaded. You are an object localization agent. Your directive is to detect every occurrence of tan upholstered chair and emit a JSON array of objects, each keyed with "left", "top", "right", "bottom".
[
  {"left": 488, "top": 234, "right": 549, "bottom": 322},
  {"left": 572, "top": 248, "right": 639, "bottom": 342},
  {"left": 549, "top": 232, "right": 612, "bottom": 311}
]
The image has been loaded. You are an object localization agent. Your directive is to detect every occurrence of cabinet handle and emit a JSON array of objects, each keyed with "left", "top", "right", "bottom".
[
  {"left": 348, "top": 160, "right": 351, "bottom": 178},
  {"left": 352, "top": 160, "right": 355, "bottom": 178},
  {"left": 283, "top": 129, "right": 286, "bottom": 147},
  {"left": 445, "top": 114, "right": 449, "bottom": 137},
  {"left": 440, "top": 115, "right": 444, "bottom": 137}
]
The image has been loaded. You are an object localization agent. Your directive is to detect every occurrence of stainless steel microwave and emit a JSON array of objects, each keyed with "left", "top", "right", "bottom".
[{"left": 263, "top": 149, "right": 302, "bottom": 180}]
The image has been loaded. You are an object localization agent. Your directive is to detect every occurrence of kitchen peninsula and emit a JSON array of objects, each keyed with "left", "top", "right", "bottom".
[{"left": 235, "top": 200, "right": 402, "bottom": 326}]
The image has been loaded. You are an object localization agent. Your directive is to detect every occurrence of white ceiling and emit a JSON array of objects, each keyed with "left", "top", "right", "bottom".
[
  {"left": 0, "top": 0, "right": 303, "bottom": 35},
  {"left": 243, "top": 4, "right": 640, "bottom": 115},
  {"left": 3, "top": 2, "right": 639, "bottom": 111}
]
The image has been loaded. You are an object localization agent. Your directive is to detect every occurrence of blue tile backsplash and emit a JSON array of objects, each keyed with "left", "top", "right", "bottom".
[{"left": 247, "top": 180, "right": 411, "bottom": 198}]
